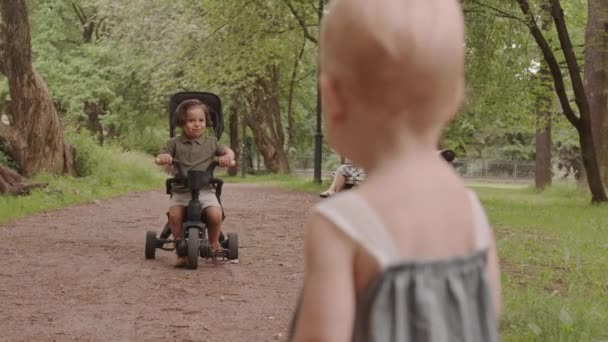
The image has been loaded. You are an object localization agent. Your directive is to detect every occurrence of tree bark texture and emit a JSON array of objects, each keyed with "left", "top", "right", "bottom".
[
  {"left": 227, "top": 96, "right": 241, "bottom": 177},
  {"left": 287, "top": 37, "right": 306, "bottom": 153},
  {"left": 584, "top": 0, "right": 608, "bottom": 186},
  {"left": 0, "top": 0, "right": 74, "bottom": 180},
  {"left": 0, "top": 163, "right": 46, "bottom": 195},
  {"left": 535, "top": 61, "right": 553, "bottom": 189},
  {"left": 84, "top": 100, "right": 106, "bottom": 146},
  {"left": 245, "top": 67, "right": 290, "bottom": 173},
  {"left": 535, "top": 11, "right": 553, "bottom": 190}
]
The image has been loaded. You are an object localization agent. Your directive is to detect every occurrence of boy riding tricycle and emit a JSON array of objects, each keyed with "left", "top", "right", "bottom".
[{"left": 145, "top": 92, "right": 238, "bottom": 269}]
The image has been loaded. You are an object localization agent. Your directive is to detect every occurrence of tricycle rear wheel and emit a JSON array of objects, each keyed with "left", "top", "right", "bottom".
[
  {"left": 145, "top": 231, "right": 157, "bottom": 259},
  {"left": 200, "top": 239, "right": 211, "bottom": 258},
  {"left": 227, "top": 233, "right": 238, "bottom": 260}
]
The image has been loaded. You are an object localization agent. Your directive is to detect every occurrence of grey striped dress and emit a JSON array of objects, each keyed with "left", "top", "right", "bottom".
[{"left": 289, "top": 191, "right": 499, "bottom": 341}]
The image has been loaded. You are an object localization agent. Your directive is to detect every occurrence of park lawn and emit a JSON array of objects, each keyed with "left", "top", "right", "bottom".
[
  {"left": 229, "top": 174, "right": 608, "bottom": 341},
  {"left": 472, "top": 184, "right": 608, "bottom": 341},
  {"left": 220, "top": 172, "right": 328, "bottom": 194}
]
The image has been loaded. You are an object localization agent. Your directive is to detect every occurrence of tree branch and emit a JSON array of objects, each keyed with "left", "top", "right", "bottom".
[
  {"left": 95, "top": 17, "right": 106, "bottom": 40},
  {"left": 0, "top": 0, "right": 33, "bottom": 77},
  {"left": 71, "top": 1, "right": 87, "bottom": 26},
  {"left": 548, "top": 0, "right": 590, "bottom": 122},
  {"left": 468, "top": 0, "right": 525, "bottom": 23},
  {"left": 200, "top": 1, "right": 255, "bottom": 44},
  {"left": 516, "top": 0, "right": 580, "bottom": 127},
  {"left": 296, "top": 68, "right": 316, "bottom": 83},
  {"left": 282, "top": 0, "right": 318, "bottom": 45},
  {"left": 263, "top": 24, "right": 318, "bottom": 36},
  {"left": 0, "top": 25, "right": 5, "bottom": 76}
]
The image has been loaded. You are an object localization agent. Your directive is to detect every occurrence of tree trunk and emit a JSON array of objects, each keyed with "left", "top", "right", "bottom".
[
  {"left": 227, "top": 97, "right": 241, "bottom": 177},
  {"left": 73, "top": 2, "right": 109, "bottom": 146},
  {"left": 535, "top": 12, "right": 553, "bottom": 190},
  {"left": 71, "top": 2, "right": 100, "bottom": 43},
  {"left": 578, "top": 118, "right": 607, "bottom": 202},
  {"left": 516, "top": 0, "right": 607, "bottom": 202},
  {"left": 0, "top": 164, "right": 46, "bottom": 195},
  {"left": 0, "top": 0, "right": 74, "bottom": 180},
  {"left": 0, "top": 164, "right": 25, "bottom": 194},
  {"left": 245, "top": 67, "right": 290, "bottom": 173},
  {"left": 84, "top": 100, "right": 106, "bottom": 146},
  {"left": 584, "top": 0, "right": 608, "bottom": 186},
  {"left": 246, "top": 115, "right": 290, "bottom": 173},
  {"left": 287, "top": 37, "right": 306, "bottom": 153},
  {"left": 535, "top": 85, "right": 552, "bottom": 189}
]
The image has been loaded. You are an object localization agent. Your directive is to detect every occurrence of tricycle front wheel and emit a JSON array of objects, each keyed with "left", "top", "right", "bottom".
[{"left": 187, "top": 228, "right": 200, "bottom": 269}]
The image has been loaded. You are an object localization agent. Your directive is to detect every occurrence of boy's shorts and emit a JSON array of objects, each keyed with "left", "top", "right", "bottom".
[{"left": 169, "top": 190, "right": 220, "bottom": 209}]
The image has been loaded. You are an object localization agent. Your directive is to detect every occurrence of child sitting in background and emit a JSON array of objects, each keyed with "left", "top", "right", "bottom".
[
  {"left": 319, "top": 158, "right": 364, "bottom": 197},
  {"left": 289, "top": 0, "right": 501, "bottom": 340}
]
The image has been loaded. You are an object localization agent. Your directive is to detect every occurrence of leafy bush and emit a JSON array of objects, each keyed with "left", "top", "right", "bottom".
[
  {"left": 0, "top": 144, "right": 16, "bottom": 170},
  {"left": 1, "top": 130, "right": 166, "bottom": 224},
  {"left": 66, "top": 130, "right": 164, "bottom": 184},
  {"left": 116, "top": 126, "right": 167, "bottom": 156}
]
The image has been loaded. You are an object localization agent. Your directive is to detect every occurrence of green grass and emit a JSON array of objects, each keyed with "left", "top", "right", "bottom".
[
  {"left": 218, "top": 172, "right": 328, "bottom": 193},
  {"left": 470, "top": 184, "right": 608, "bottom": 341},
  {"left": 224, "top": 174, "right": 608, "bottom": 341},
  {"left": 0, "top": 148, "right": 165, "bottom": 225}
]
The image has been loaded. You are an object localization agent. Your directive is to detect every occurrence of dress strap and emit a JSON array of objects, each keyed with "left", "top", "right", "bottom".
[
  {"left": 467, "top": 190, "right": 491, "bottom": 250},
  {"left": 314, "top": 192, "right": 399, "bottom": 268},
  {"left": 314, "top": 190, "right": 491, "bottom": 267}
]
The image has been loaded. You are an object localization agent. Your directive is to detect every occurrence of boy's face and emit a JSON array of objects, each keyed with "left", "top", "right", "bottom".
[{"left": 183, "top": 106, "right": 206, "bottom": 139}]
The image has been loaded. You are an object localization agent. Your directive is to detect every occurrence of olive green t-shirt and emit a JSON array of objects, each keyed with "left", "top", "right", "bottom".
[{"left": 159, "top": 134, "right": 226, "bottom": 193}]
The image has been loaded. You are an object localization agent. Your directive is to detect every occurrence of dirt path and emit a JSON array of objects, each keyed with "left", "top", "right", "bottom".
[{"left": 0, "top": 184, "right": 319, "bottom": 342}]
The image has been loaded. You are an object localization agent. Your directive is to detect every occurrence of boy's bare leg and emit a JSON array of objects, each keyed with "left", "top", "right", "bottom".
[
  {"left": 168, "top": 206, "right": 187, "bottom": 266},
  {"left": 204, "top": 206, "right": 224, "bottom": 251},
  {"left": 168, "top": 206, "right": 185, "bottom": 240}
]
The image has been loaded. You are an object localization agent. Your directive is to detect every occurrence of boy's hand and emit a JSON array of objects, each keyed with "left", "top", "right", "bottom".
[
  {"left": 156, "top": 154, "right": 173, "bottom": 165},
  {"left": 217, "top": 155, "right": 235, "bottom": 168}
]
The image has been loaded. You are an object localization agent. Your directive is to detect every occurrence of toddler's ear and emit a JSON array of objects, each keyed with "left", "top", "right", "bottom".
[{"left": 320, "top": 74, "right": 346, "bottom": 123}]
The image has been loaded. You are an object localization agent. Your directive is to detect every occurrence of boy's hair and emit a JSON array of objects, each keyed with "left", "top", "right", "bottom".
[{"left": 173, "top": 99, "right": 213, "bottom": 128}]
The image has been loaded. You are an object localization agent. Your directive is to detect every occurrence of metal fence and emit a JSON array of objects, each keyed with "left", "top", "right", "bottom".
[
  {"left": 249, "top": 154, "right": 536, "bottom": 181},
  {"left": 452, "top": 159, "right": 535, "bottom": 179}
]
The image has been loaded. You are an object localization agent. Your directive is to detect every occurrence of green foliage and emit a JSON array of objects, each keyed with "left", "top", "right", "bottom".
[
  {"left": 0, "top": 146, "right": 16, "bottom": 169},
  {"left": 27, "top": 0, "right": 170, "bottom": 152},
  {"left": 20, "top": 0, "right": 593, "bottom": 164},
  {"left": 25, "top": 0, "right": 568, "bottom": 162},
  {"left": 65, "top": 130, "right": 164, "bottom": 185},
  {"left": 446, "top": 2, "right": 537, "bottom": 158},
  {"left": 66, "top": 130, "right": 106, "bottom": 177},
  {"left": 115, "top": 125, "right": 167, "bottom": 155},
  {"left": 97, "top": 0, "right": 319, "bottom": 154},
  {"left": 0, "top": 135, "right": 165, "bottom": 224},
  {"left": 449, "top": 0, "right": 588, "bottom": 161}
]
